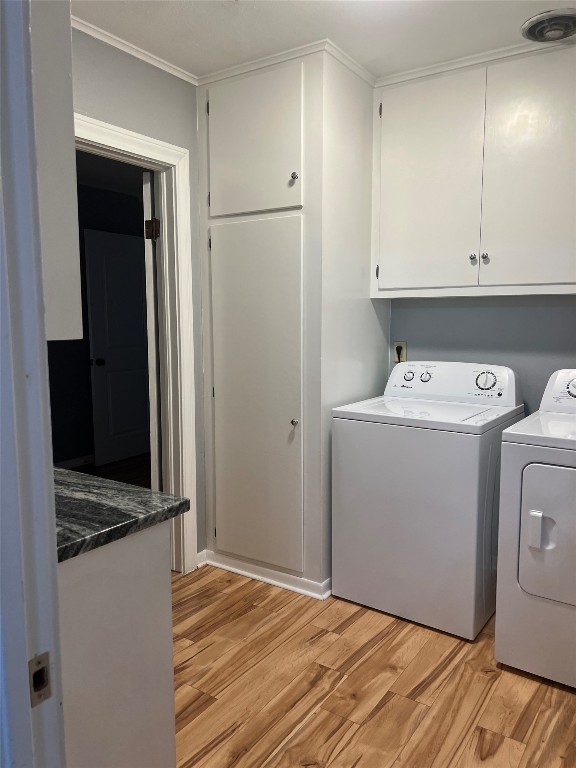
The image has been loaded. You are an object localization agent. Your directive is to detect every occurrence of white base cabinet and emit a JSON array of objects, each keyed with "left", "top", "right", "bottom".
[
  {"left": 373, "top": 47, "right": 576, "bottom": 298},
  {"left": 58, "top": 524, "right": 175, "bottom": 768},
  {"left": 200, "top": 50, "right": 389, "bottom": 590}
]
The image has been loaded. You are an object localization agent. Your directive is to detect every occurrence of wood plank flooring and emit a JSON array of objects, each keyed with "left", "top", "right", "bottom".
[{"left": 173, "top": 566, "right": 576, "bottom": 768}]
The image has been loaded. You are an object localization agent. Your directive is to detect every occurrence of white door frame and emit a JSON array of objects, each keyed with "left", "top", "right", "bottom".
[{"left": 74, "top": 114, "right": 198, "bottom": 573}]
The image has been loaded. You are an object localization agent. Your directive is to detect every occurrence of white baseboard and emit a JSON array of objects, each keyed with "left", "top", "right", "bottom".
[
  {"left": 195, "top": 549, "right": 331, "bottom": 600},
  {"left": 196, "top": 550, "right": 208, "bottom": 567}
]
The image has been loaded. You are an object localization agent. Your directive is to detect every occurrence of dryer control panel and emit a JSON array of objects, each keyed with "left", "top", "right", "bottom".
[
  {"left": 540, "top": 369, "right": 576, "bottom": 414},
  {"left": 385, "top": 361, "right": 522, "bottom": 407}
]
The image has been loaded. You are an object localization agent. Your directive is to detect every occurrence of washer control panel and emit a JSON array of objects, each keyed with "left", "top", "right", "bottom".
[
  {"left": 540, "top": 369, "right": 576, "bottom": 414},
  {"left": 386, "top": 361, "right": 521, "bottom": 406}
]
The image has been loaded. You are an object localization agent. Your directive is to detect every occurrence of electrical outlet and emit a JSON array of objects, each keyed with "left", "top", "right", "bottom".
[{"left": 393, "top": 341, "right": 407, "bottom": 364}]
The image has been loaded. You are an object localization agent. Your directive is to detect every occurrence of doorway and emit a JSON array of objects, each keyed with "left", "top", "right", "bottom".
[
  {"left": 71, "top": 114, "right": 197, "bottom": 573},
  {"left": 48, "top": 151, "right": 159, "bottom": 490}
]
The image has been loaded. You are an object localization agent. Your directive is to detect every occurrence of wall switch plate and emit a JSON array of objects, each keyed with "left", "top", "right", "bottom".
[{"left": 393, "top": 341, "right": 407, "bottom": 364}]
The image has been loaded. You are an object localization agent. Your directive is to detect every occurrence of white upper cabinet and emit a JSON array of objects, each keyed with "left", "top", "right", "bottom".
[
  {"left": 480, "top": 48, "right": 576, "bottom": 286},
  {"left": 208, "top": 64, "right": 303, "bottom": 216},
  {"left": 374, "top": 47, "right": 576, "bottom": 297},
  {"left": 378, "top": 68, "right": 486, "bottom": 290}
]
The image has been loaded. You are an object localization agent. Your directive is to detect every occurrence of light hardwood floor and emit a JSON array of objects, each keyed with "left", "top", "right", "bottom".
[{"left": 172, "top": 566, "right": 576, "bottom": 768}]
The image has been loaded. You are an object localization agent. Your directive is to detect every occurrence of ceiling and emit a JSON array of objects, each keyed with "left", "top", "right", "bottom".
[{"left": 71, "top": 1, "right": 576, "bottom": 81}]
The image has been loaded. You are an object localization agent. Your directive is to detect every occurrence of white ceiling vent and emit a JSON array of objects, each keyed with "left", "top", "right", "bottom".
[{"left": 521, "top": 9, "right": 576, "bottom": 42}]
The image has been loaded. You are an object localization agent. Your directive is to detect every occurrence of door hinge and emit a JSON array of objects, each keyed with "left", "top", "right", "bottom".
[
  {"left": 206, "top": 100, "right": 210, "bottom": 115},
  {"left": 208, "top": 234, "right": 212, "bottom": 250},
  {"left": 212, "top": 387, "right": 215, "bottom": 398},
  {"left": 379, "top": 103, "right": 382, "bottom": 118},
  {"left": 145, "top": 217, "right": 160, "bottom": 241},
  {"left": 208, "top": 192, "right": 210, "bottom": 207},
  {"left": 376, "top": 264, "right": 380, "bottom": 279},
  {"left": 214, "top": 527, "right": 217, "bottom": 537},
  {"left": 29, "top": 652, "right": 51, "bottom": 708}
]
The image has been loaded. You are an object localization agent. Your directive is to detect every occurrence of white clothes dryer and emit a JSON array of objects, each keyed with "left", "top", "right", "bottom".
[
  {"left": 332, "top": 361, "right": 524, "bottom": 640},
  {"left": 496, "top": 369, "right": 576, "bottom": 687}
]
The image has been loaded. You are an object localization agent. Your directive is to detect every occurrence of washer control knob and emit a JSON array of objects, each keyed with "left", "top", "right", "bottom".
[
  {"left": 476, "top": 371, "right": 497, "bottom": 390},
  {"left": 403, "top": 371, "right": 414, "bottom": 381},
  {"left": 420, "top": 371, "right": 432, "bottom": 383},
  {"left": 567, "top": 378, "right": 576, "bottom": 398}
]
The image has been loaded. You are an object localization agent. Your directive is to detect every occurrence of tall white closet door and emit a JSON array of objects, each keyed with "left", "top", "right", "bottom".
[
  {"left": 208, "top": 64, "right": 303, "bottom": 217},
  {"left": 211, "top": 215, "right": 303, "bottom": 572},
  {"left": 480, "top": 48, "right": 576, "bottom": 286},
  {"left": 378, "top": 68, "right": 486, "bottom": 290}
]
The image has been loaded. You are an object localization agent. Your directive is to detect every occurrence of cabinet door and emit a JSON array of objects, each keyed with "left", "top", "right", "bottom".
[
  {"left": 378, "top": 68, "right": 486, "bottom": 290},
  {"left": 211, "top": 215, "right": 303, "bottom": 572},
  {"left": 480, "top": 48, "right": 576, "bottom": 286},
  {"left": 208, "top": 64, "right": 303, "bottom": 217}
]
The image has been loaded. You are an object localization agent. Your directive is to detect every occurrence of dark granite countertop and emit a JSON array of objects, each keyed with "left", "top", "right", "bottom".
[{"left": 55, "top": 468, "right": 190, "bottom": 563}]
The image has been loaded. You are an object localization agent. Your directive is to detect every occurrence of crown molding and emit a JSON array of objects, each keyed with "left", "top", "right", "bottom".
[
  {"left": 197, "top": 38, "right": 375, "bottom": 86},
  {"left": 70, "top": 15, "right": 566, "bottom": 93},
  {"left": 71, "top": 16, "right": 200, "bottom": 85},
  {"left": 324, "top": 40, "right": 376, "bottom": 85},
  {"left": 374, "top": 40, "right": 566, "bottom": 88}
]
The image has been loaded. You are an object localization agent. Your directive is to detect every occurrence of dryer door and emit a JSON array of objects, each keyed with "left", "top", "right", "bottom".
[{"left": 518, "top": 463, "right": 576, "bottom": 607}]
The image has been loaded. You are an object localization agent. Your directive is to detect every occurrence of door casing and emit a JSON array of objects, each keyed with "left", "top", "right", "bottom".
[{"left": 74, "top": 114, "right": 197, "bottom": 573}]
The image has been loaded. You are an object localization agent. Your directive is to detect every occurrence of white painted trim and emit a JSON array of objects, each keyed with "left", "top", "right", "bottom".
[
  {"left": 71, "top": 16, "right": 199, "bottom": 85},
  {"left": 70, "top": 19, "right": 374, "bottom": 88},
  {"left": 75, "top": 114, "right": 187, "bottom": 168},
  {"left": 195, "top": 550, "right": 208, "bottom": 567},
  {"left": 198, "top": 38, "right": 374, "bottom": 85},
  {"left": 74, "top": 114, "right": 198, "bottom": 574},
  {"left": 202, "top": 551, "right": 332, "bottom": 600},
  {"left": 69, "top": 14, "right": 565, "bottom": 93},
  {"left": 142, "top": 172, "right": 161, "bottom": 492},
  {"left": 324, "top": 40, "right": 375, "bottom": 85},
  {"left": 373, "top": 283, "right": 576, "bottom": 299},
  {"left": 374, "top": 40, "right": 566, "bottom": 88}
]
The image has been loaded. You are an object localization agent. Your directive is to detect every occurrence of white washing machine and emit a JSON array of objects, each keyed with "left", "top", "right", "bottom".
[
  {"left": 332, "top": 361, "right": 524, "bottom": 640},
  {"left": 496, "top": 369, "right": 576, "bottom": 687}
]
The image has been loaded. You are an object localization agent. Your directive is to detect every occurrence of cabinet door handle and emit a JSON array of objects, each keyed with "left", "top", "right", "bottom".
[
  {"left": 291, "top": 419, "right": 299, "bottom": 427},
  {"left": 481, "top": 253, "right": 489, "bottom": 261},
  {"left": 528, "top": 510, "right": 543, "bottom": 550},
  {"left": 469, "top": 254, "right": 477, "bottom": 263},
  {"left": 290, "top": 172, "right": 299, "bottom": 180}
]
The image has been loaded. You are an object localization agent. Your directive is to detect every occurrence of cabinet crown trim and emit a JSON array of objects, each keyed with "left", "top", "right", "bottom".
[
  {"left": 374, "top": 40, "right": 566, "bottom": 88},
  {"left": 198, "top": 39, "right": 375, "bottom": 86}
]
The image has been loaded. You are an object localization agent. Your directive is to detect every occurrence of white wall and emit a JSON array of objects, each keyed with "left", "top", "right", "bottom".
[
  {"left": 71, "top": 30, "right": 206, "bottom": 547},
  {"left": 31, "top": 1, "right": 83, "bottom": 341},
  {"left": 390, "top": 295, "right": 576, "bottom": 414}
]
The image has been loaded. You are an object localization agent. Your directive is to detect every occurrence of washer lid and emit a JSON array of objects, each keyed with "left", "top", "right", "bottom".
[
  {"left": 332, "top": 396, "right": 523, "bottom": 434},
  {"left": 503, "top": 411, "right": 576, "bottom": 450}
]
